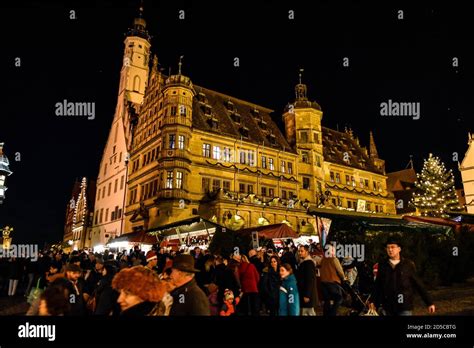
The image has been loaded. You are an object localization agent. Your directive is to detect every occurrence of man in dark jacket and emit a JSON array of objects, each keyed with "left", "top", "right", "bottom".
[
  {"left": 169, "top": 254, "right": 210, "bottom": 316},
  {"left": 296, "top": 245, "right": 317, "bottom": 316},
  {"left": 371, "top": 238, "right": 435, "bottom": 316},
  {"left": 52, "top": 263, "right": 87, "bottom": 316}
]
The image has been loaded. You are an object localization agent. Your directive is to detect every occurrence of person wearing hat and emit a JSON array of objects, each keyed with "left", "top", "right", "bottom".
[
  {"left": 370, "top": 237, "right": 435, "bottom": 316},
  {"left": 169, "top": 254, "right": 210, "bottom": 316},
  {"left": 112, "top": 266, "right": 166, "bottom": 316},
  {"left": 145, "top": 250, "right": 159, "bottom": 272}
]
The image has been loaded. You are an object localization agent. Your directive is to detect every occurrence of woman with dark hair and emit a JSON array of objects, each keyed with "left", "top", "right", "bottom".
[
  {"left": 216, "top": 259, "right": 241, "bottom": 306},
  {"left": 38, "top": 284, "right": 71, "bottom": 316},
  {"left": 112, "top": 266, "right": 167, "bottom": 316},
  {"left": 260, "top": 255, "right": 281, "bottom": 315},
  {"left": 279, "top": 263, "right": 300, "bottom": 316},
  {"left": 94, "top": 263, "right": 120, "bottom": 315}
]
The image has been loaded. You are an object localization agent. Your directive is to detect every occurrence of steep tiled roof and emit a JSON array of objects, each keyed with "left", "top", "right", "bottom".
[
  {"left": 386, "top": 168, "right": 417, "bottom": 192},
  {"left": 192, "top": 86, "right": 295, "bottom": 153},
  {"left": 322, "top": 127, "right": 384, "bottom": 174}
]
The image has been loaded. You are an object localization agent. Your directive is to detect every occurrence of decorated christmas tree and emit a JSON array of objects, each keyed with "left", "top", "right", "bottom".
[{"left": 411, "top": 153, "right": 464, "bottom": 217}]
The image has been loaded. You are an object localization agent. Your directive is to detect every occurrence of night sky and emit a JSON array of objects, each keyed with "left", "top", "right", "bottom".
[{"left": 1, "top": 1, "right": 472, "bottom": 244}]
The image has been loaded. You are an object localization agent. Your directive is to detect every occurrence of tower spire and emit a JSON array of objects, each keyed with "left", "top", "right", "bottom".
[
  {"left": 178, "top": 55, "right": 184, "bottom": 75},
  {"left": 127, "top": 0, "right": 150, "bottom": 40},
  {"left": 369, "top": 131, "right": 379, "bottom": 159},
  {"left": 295, "top": 68, "right": 307, "bottom": 101}
]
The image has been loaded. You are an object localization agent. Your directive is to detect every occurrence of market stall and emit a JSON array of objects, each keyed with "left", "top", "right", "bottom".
[
  {"left": 147, "top": 216, "right": 224, "bottom": 252},
  {"left": 106, "top": 230, "right": 158, "bottom": 252}
]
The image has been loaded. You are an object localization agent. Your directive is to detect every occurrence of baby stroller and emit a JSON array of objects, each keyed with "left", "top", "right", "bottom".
[{"left": 340, "top": 260, "right": 375, "bottom": 316}]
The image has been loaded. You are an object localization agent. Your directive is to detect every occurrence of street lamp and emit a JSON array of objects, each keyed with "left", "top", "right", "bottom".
[{"left": 0, "top": 143, "right": 13, "bottom": 204}]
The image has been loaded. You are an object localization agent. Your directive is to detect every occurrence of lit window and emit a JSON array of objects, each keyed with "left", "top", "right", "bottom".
[
  {"left": 247, "top": 151, "right": 255, "bottom": 166},
  {"left": 240, "top": 151, "right": 246, "bottom": 164},
  {"left": 166, "top": 171, "right": 174, "bottom": 189},
  {"left": 269, "top": 158, "right": 274, "bottom": 170},
  {"left": 178, "top": 135, "right": 185, "bottom": 150},
  {"left": 281, "top": 160, "right": 286, "bottom": 173},
  {"left": 262, "top": 156, "right": 267, "bottom": 169},
  {"left": 223, "top": 147, "right": 231, "bottom": 162},
  {"left": 287, "top": 162, "right": 293, "bottom": 174},
  {"left": 176, "top": 171, "right": 183, "bottom": 189},
  {"left": 213, "top": 146, "right": 221, "bottom": 160},
  {"left": 302, "top": 152, "right": 309, "bottom": 164},
  {"left": 335, "top": 173, "right": 341, "bottom": 183},
  {"left": 202, "top": 144, "right": 211, "bottom": 158},
  {"left": 330, "top": 172, "right": 335, "bottom": 182}
]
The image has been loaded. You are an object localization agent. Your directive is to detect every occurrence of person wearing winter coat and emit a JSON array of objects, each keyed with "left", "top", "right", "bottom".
[
  {"left": 215, "top": 259, "right": 241, "bottom": 307},
  {"left": 370, "top": 238, "right": 435, "bottom": 316},
  {"left": 296, "top": 245, "right": 317, "bottom": 315},
  {"left": 94, "top": 264, "right": 120, "bottom": 316},
  {"left": 320, "top": 244, "right": 347, "bottom": 316},
  {"left": 169, "top": 254, "right": 210, "bottom": 316},
  {"left": 279, "top": 263, "right": 300, "bottom": 316},
  {"left": 235, "top": 254, "right": 260, "bottom": 316},
  {"left": 112, "top": 266, "right": 166, "bottom": 316},
  {"left": 260, "top": 256, "right": 281, "bottom": 315}
]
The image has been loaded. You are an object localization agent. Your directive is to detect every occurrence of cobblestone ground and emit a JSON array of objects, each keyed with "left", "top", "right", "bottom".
[{"left": 1, "top": 278, "right": 473, "bottom": 316}]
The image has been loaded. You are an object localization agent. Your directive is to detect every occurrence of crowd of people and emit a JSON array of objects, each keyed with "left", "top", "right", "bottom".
[{"left": 0, "top": 237, "right": 435, "bottom": 316}]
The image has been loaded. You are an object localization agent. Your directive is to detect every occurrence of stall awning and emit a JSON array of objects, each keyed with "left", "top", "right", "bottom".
[
  {"left": 147, "top": 216, "right": 224, "bottom": 237},
  {"left": 403, "top": 215, "right": 474, "bottom": 233},
  {"left": 236, "top": 223, "right": 298, "bottom": 239},
  {"left": 107, "top": 230, "right": 158, "bottom": 245},
  {"left": 308, "top": 207, "right": 452, "bottom": 234}
]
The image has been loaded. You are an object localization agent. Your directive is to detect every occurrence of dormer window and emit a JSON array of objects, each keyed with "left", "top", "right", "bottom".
[
  {"left": 225, "top": 100, "right": 234, "bottom": 111},
  {"left": 207, "top": 117, "right": 219, "bottom": 129},
  {"left": 258, "top": 119, "right": 267, "bottom": 130},
  {"left": 231, "top": 112, "right": 241, "bottom": 123},
  {"left": 197, "top": 92, "right": 207, "bottom": 103},
  {"left": 267, "top": 133, "right": 276, "bottom": 145},
  {"left": 251, "top": 108, "right": 260, "bottom": 117},
  {"left": 240, "top": 127, "right": 249, "bottom": 138}
]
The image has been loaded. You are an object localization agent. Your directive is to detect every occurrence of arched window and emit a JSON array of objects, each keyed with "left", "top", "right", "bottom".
[{"left": 133, "top": 75, "right": 141, "bottom": 92}]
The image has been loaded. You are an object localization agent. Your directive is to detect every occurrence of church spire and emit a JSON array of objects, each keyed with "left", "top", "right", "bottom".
[
  {"left": 127, "top": 0, "right": 150, "bottom": 40},
  {"left": 369, "top": 131, "right": 379, "bottom": 159}
]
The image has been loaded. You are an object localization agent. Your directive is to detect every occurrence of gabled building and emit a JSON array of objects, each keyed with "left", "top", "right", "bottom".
[
  {"left": 386, "top": 168, "right": 417, "bottom": 214},
  {"left": 460, "top": 132, "right": 474, "bottom": 213},
  {"left": 63, "top": 177, "right": 96, "bottom": 250},
  {"left": 90, "top": 6, "right": 151, "bottom": 249},
  {"left": 120, "top": 9, "right": 396, "bottom": 236}
]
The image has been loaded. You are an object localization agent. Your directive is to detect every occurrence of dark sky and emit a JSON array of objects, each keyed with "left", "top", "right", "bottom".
[{"left": 1, "top": 1, "right": 473, "bottom": 244}]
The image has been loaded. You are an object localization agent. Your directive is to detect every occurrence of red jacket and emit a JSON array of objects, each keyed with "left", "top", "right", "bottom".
[{"left": 238, "top": 262, "right": 260, "bottom": 293}]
